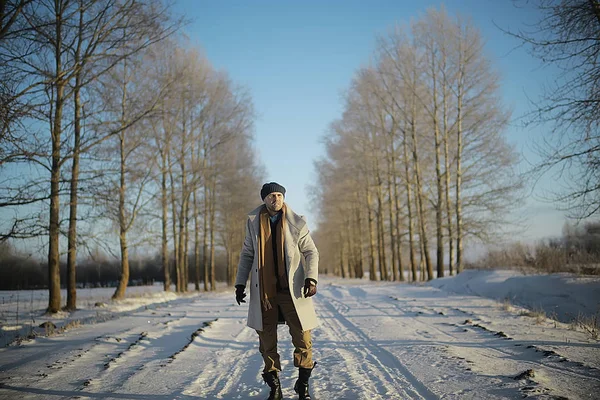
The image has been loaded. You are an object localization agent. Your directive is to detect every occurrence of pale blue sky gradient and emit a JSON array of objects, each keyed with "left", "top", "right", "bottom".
[{"left": 172, "top": 0, "right": 568, "bottom": 242}]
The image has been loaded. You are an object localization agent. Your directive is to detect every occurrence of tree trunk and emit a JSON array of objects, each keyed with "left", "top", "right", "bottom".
[
  {"left": 161, "top": 160, "right": 170, "bottom": 291},
  {"left": 66, "top": 3, "right": 85, "bottom": 310},
  {"left": 339, "top": 231, "right": 347, "bottom": 278},
  {"left": 392, "top": 148, "right": 404, "bottom": 282},
  {"left": 113, "top": 54, "right": 133, "bottom": 300},
  {"left": 346, "top": 227, "right": 355, "bottom": 278},
  {"left": 177, "top": 108, "right": 188, "bottom": 292},
  {"left": 113, "top": 224, "right": 130, "bottom": 299},
  {"left": 354, "top": 201, "right": 365, "bottom": 279},
  {"left": 227, "top": 247, "right": 235, "bottom": 286},
  {"left": 209, "top": 178, "right": 216, "bottom": 290},
  {"left": 443, "top": 78, "right": 454, "bottom": 276},
  {"left": 47, "top": 0, "right": 65, "bottom": 314},
  {"left": 177, "top": 196, "right": 186, "bottom": 292},
  {"left": 203, "top": 182, "right": 209, "bottom": 291},
  {"left": 168, "top": 151, "right": 180, "bottom": 291},
  {"left": 366, "top": 189, "right": 377, "bottom": 281},
  {"left": 177, "top": 169, "right": 188, "bottom": 293},
  {"left": 193, "top": 189, "right": 201, "bottom": 291},
  {"left": 183, "top": 205, "right": 189, "bottom": 292},
  {"left": 113, "top": 132, "right": 129, "bottom": 300},
  {"left": 386, "top": 140, "right": 398, "bottom": 281},
  {"left": 403, "top": 133, "right": 417, "bottom": 282},
  {"left": 375, "top": 169, "right": 387, "bottom": 281},
  {"left": 66, "top": 62, "right": 82, "bottom": 311},
  {"left": 432, "top": 57, "right": 445, "bottom": 279},
  {"left": 411, "top": 94, "right": 433, "bottom": 280},
  {"left": 389, "top": 121, "right": 404, "bottom": 281},
  {"left": 456, "top": 60, "right": 464, "bottom": 274}
]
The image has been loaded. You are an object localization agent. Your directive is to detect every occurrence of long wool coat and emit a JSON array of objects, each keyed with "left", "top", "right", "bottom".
[{"left": 235, "top": 204, "right": 319, "bottom": 332}]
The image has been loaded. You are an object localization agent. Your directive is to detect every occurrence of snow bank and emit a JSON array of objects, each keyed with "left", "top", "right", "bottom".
[
  {"left": 0, "top": 284, "right": 206, "bottom": 347},
  {"left": 429, "top": 269, "right": 600, "bottom": 322}
]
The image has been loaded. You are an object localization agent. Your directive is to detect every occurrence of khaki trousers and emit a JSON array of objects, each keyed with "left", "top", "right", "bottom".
[{"left": 256, "top": 290, "right": 313, "bottom": 372}]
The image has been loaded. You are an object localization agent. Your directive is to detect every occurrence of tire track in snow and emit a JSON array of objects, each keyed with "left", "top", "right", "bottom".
[
  {"left": 46, "top": 312, "right": 188, "bottom": 394},
  {"left": 0, "top": 312, "right": 190, "bottom": 398},
  {"left": 381, "top": 296, "right": 600, "bottom": 384},
  {"left": 79, "top": 297, "right": 263, "bottom": 400},
  {"left": 321, "top": 286, "right": 537, "bottom": 399},
  {"left": 370, "top": 292, "right": 600, "bottom": 399},
  {"left": 0, "top": 295, "right": 222, "bottom": 400},
  {"left": 315, "top": 302, "right": 401, "bottom": 399},
  {"left": 316, "top": 290, "right": 437, "bottom": 400},
  {"left": 0, "top": 323, "right": 155, "bottom": 399},
  {"left": 0, "top": 303, "right": 187, "bottom": 378},
  {"left": 179, "top": 318, "right": 263, "bottom": 399},
  {"left": 0, "top": 324, "right": 132, "bottom": 374},
  {"left": 78, "top": 310, "right": 211, "bottom": 396}
]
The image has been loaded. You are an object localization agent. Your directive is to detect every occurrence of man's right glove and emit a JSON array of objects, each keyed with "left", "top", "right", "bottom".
[
  {"left": 303, "top": 278, "right": 317, "bottom": 298},
  {"left": 235, "top": 285, "right": 246, "bottom": 305}
]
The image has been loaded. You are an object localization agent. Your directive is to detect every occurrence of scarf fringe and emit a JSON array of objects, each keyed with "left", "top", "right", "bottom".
[{"left": 262, "top": 297, "right": 273, "bottom": 311}]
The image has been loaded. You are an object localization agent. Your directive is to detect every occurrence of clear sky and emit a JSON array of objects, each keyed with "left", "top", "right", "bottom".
[{"left": 171, "top": 0, "right": 568, "bottom": 243}]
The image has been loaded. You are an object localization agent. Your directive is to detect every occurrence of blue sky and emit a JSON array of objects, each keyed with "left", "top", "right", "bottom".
[{"left": 172, "top": 0, "right": 567, "bottom": 242}]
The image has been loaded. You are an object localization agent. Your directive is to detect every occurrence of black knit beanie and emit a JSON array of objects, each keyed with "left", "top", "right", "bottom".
[{"left": 261, "top": 182, "right": 286, "bottom": 200}]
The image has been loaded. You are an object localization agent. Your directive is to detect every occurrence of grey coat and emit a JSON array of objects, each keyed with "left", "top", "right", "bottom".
[{"left": 235, "top": 204, "right": 319, "bottom": 332}]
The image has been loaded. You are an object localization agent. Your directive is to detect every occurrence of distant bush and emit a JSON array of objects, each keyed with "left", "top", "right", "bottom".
[
  {"left": 467, "top": 220, "right": 600, "bottom": 275},
  {"left": 575, "top": 310, "right": 599, "bottom": 340}
]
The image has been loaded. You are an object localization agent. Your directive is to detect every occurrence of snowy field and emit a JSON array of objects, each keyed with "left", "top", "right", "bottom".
[{"left": 0, "top": 269, "right": 598, "bottom": 399}]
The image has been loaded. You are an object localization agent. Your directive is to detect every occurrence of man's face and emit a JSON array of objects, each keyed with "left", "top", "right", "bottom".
[{"left": 264, "top": 192, "right": 284, "bottom": 213}]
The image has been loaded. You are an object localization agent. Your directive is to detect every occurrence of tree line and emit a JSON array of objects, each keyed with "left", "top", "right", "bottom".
[
  {"left": 314, "top": 1, "right": 600, "bottom": 280},
  {"left": 0, "top": 0, "right": 263, "bottom": 312},
  {"left": 311, "top": 8, "right": 523, "bottom": 281},
  {"left": 0, "top": 241, "right": 234, "bottom": 290}
]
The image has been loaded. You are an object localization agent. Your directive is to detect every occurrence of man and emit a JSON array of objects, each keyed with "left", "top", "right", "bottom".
[{"left": 235, "top": 182, "right": 319, "bottom": 400}]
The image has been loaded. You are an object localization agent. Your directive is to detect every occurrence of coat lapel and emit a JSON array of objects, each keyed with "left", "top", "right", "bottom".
[{"left": 284, "top": 205, "right": 305, "bottom": 262}]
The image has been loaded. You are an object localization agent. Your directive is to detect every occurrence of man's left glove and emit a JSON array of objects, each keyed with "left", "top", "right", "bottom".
[
  {"left": 303, "top": 279, "right": 317, "bottom": 298},
  {"left": 235, "top": 285, "right": 246, "bottom": 305}
]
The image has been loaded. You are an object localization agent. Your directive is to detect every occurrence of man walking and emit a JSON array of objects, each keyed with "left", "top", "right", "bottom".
[{"left": 235, "top": 182, "right": 319, "bottom": 400}]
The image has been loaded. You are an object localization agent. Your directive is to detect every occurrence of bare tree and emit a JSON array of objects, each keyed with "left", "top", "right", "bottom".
[
  {"left": 504, "top": 0, "right": 600, "bottom": 218},
  {"left": 0, "top": 0, "right": 35, "bottom": 151},
  {"left": 45, "top": 0, "right": 71, "bottom": 313},
  {"left": 0, "top": 0, "right": 51, "bottom": 245},
  {"left": 217, "top": 137, "right": 261, "bottom": 286},
  {"left": 63, "top": 0, "right": 181, "bottom": 309},
  {"left": 414, "top": 15, "right": 446, "bottom": 278},
  {"left": 88, "top": 44, "right": 173, "bottom": 300}
]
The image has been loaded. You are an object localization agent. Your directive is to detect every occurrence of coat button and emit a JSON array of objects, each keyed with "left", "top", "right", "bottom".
[{"left": 256, "top": 284, "right": 258, "bottom": 287}]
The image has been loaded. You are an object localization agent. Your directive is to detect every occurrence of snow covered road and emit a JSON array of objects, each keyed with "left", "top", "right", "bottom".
[{"left": 0, "top": 279, "right": 599, "bottom": 399}]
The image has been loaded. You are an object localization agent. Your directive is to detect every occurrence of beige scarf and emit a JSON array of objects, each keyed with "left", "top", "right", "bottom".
[{"left": 258, "top": 204, "right": 287, "bottom": 311}]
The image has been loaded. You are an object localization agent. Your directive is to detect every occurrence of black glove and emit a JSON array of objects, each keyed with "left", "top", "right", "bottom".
[
  {"left": 235, "top": 285, "right": 246, "bottom": 305},
  {"left": 303, "top": 279, "right": 317, "bottom": 298}
]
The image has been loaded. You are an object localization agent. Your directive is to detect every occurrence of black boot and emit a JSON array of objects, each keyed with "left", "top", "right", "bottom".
[
  {"left": 294, "top": 363, "right": 316, "bottom": 400},
  {"left": 262, "top": 371, "right": 283, "bottom": 400}
]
